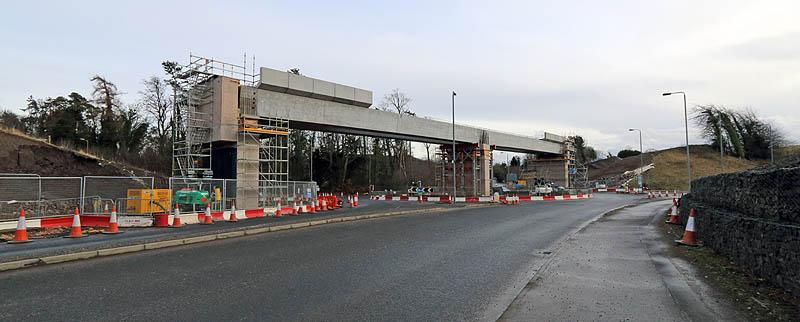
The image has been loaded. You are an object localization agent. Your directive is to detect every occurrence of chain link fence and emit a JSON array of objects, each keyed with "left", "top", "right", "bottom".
[
  {"left": 83, "top": 176, "right": 155, "bottom": 215},
  {"left": 168, "top": 177, "right": 318, "bottom": 209},
  {"left": 1, "top": 176, "right": 322, "bottom": 220},
  {"left": 0, "top": 176, "right": 83, "bottom": 220}
]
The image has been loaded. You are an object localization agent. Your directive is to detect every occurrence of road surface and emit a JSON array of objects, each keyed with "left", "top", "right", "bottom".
[{"left": 0, "top": 194, "right": 638, "bottom": 321}]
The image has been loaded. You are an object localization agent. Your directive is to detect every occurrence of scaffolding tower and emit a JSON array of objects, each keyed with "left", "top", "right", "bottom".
[
  {"left": 237, "top": 116, "right": 289, "bottom": 207},
  {"left": 172, "top": 58, "right": 214, "bottom": 178},
  {"left": 434, "top": 142, "right": 492, "bottom": 197},
  {"left": 172, "top": 54, "right": 259, "bottom": 180}
]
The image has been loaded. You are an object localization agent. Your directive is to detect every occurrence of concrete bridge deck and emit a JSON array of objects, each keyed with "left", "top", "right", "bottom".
[{"left": 240, "top": 67, "right": 564, "bottom": 155}]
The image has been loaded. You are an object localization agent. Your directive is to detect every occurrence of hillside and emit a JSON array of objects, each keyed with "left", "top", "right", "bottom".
[
  {"left": 0, "top": 127, "right": 166, "bottom": 182},
  {"left": 647, "top": 146, "right": 764, "bottom": 190},
  {"left": 587, "top": 145, "right": 766, "bottom": 191}
]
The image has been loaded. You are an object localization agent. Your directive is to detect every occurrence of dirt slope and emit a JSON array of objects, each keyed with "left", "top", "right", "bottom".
[{"left": 0, "top": 127, "right": 165, "bottom": 180}]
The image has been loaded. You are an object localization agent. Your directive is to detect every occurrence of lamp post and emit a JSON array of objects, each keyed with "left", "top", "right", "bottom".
[
  {"left": 628, "top": 128, "right": 643, "bottom": 190},
  {"left": 451, "top": 91, "right": 457, "bottom": 202},
  {"left": 662, "top": 91, "right": 692, "bottom": 191}
]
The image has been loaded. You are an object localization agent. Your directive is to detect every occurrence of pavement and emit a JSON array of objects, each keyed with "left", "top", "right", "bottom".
[
  {"left": 0, "top": 194, "right": 640, "bottom": 321},
  {"left": 500, "top": 199, "right": 739, "bottom": 321}
]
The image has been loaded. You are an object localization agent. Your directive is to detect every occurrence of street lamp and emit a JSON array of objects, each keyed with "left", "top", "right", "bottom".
[
  {"left": 662, "top": 91, "right": 692, "bottom": 191},
  {"left": 451, "top": 91, "right": 457, "bottom": 203},
  {"left": 628, "top": 128, "right": 643, "bottom": 190}
]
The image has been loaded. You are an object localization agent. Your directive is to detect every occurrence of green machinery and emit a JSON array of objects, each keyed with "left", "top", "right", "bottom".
[{"left": 173, "top": 189, "right": 211, "bottom": 206}]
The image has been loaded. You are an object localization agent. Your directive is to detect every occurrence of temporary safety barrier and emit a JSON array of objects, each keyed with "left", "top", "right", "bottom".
[{"left": 372, "top": 194, "right": 593, "bottom": 203}]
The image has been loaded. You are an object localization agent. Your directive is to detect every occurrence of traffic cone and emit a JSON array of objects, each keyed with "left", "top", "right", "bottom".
[
  {"left": 321, "top": 198, "right": 327, "bottom": 211},
  {"left": 665, "top": 199, "right": 680, "bottom": 225},
  {"left": 169, "top": 203, "right": 183, "bottom": 228},
  {"left": 348, "top": 195, "right": 353, "bottom": 208},
  {"left": 104, "top": 205, "right": 123, "bottom": 233},
  {"left": 228, "top": 203, "right": 238, "bottom": 222},
  {"left": 354, "top": 194, "right": 359, "bottom": 207},
  {"left": 310, "top": 200, "right": 317, "bottom": 214},
  {"left": 676, "top": 208, "right": 699, "bottom": 246},
  {"left": 7, "top": 209, "right": 32, "bottom": 244},
  {"left": 203, "top": 204, "right": 213, "bottom": 225},
  {"left": 65, "top": 208, "right": 86, "bottom": 238},
  {"left": 275, "top": 200, "right": 283, "bottom": 217}
]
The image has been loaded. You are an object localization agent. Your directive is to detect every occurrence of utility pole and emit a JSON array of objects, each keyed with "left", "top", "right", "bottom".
[
  {"left": 663, "top": 91, "right": 692, "bottom": 191},
  {"left": 452, "top": 91, "right": 457, "bottom": 202},
  {"left": 310, "top": 132, "right": 314, "bottom": 181},
  {"left": 628, "top": 129, "right": 643, "bottom": 189},
  {"left": 719, "top": 118, "right": 724, "bottom": 172}
]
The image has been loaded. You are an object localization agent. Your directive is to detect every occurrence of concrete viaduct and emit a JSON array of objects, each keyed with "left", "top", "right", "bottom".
[{"left": 234, "top": 67, "right": 565, "bottom": 155}]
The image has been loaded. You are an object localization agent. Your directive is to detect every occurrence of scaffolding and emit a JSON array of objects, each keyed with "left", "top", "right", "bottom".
[
  {"left": 172, "top": 54, "right": 259, "bottom": 180},
  {"left": 172, "top": 65, "right": 213, "bottom": 178},
  {"left": 434, "top": 143, "right": 492, "bottom": 197},
  {"left": 237, "top": 116, "right": 290, "bottom": 207}
]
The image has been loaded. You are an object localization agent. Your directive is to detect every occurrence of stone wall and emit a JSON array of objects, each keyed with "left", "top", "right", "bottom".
[{"left": 678, "top": 166, "right": 800, "bottom": 295}]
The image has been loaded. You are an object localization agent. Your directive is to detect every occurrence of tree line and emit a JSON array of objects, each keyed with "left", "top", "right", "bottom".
[
  {"left": 0, "top": 75, "right": 174, "bottom": 173},
  {"left": 693, "top": 105, "right": 785, "bottom": 160},
  {"left": 0, "top": 68, "right": 431, "bottom": 191},
  {"left": 289, "top": 88, "right": 434, "bottom": 192}
]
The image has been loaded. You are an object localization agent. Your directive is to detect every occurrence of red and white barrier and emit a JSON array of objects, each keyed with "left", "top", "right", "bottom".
[
  {"left": 0, "top": 206, "right": 277, "bottom": 232},
  {"left": 371, "top": 194, "right": 593, "bottom": 203},
  {"left": 591, "top": 188, "right": 617, "bottom": 193}
]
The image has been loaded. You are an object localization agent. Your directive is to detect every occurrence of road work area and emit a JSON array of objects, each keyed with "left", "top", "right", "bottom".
[
  {"left": 0, "top": 198, "right": 446, "bottom": 265},
  {"left": 500, "top": 200, "right": 740, "bottom": 321},
  {"left": 0, "top": 194, "right": 639, "bottom": 321}
]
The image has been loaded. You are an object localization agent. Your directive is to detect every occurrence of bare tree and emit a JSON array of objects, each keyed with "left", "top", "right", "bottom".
[
  {"left": 379, "top": 89, "right": 414, "bottom": 182},
  {"left": 91, "top": 75, "right": 121, "bottom": 120},
  {"left": 91, "top": 75, "right": 123, "bottom": 146},
  {"left": 381, "top": 89, "right": 412, "bottom": 116},
  {"left": 139, "top": 76, "right": 173, "bottom": 154}
]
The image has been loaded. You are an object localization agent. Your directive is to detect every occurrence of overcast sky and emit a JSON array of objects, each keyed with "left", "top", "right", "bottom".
[{"left": 1, "top": 1, "right": 797, "bottom": 158}]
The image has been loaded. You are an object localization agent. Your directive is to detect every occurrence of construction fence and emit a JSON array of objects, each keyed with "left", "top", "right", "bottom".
[
  {"left": 1, "top": 175, "right": 318, "bottom": 221},
  {"left": 168, "top": 178, "right": 318, "bottom": 210}
]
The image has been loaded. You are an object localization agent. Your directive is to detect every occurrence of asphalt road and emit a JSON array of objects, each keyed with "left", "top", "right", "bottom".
[
  {"left": 0, "top": 198, "right": 443, "bottom": 263},
  {"left": 0, "top": 194, "right": 640, "bottom": 321}
]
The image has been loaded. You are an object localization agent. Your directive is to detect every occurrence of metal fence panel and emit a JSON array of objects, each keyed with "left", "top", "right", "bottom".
[
  {"left": 0, "top": 176, "right": 82, "bottom": 220},
  {"left": 82, "top": 176, "right": 154, "bottom": 215}
]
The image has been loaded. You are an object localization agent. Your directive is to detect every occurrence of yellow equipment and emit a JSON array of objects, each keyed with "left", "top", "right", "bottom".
[{"left": 127, "top": 189, "right": 172, "bottom": 214}]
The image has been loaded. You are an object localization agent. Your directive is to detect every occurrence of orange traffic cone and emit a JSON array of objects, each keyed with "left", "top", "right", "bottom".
[
  {"left": 676, "top": 208, "right": 699, "bottom": 246},
  {"left": 170, "top": 203, "right": 184, "bottom": 228},
  {"left": 321, "top": 198, "right": 328, "bottom": 211},
  {"left": 310, "top": 200, "right": 317, "bottom": 214},
  {"left": 203, "top": 204, "right": 214, "bottom": 225},
  {"left": 275, "top": 200, "right": 283, "bottom": 217},
  {"left": 65, "top": 208, "right": 86, "bottom": 238},
  {"left": 228, "top": 203, "right": 238, "bottom": 222},
  {"left": 103, "top": 205, "right": 123, "bottom": 234},
  {"left": 354, "top": 194, "right": 359, "bottom": 207},
  {"left": 665, "top": 199, "right": 680, "bottom": 225},
  {"left": 8, "top": 209, "right": 32, "bottom": 244}
]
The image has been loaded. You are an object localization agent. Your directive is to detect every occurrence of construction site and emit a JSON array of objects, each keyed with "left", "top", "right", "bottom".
[
  {"left": 168, "top": 55, "right": 579, "bottom": 207},
  {"left": 0, "top": 54, "right": 581, "bottom": 229}
]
